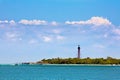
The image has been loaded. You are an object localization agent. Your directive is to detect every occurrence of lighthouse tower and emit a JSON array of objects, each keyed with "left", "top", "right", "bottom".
[{"left": 78, "top": 45, "right": 80, "bottom": 58}]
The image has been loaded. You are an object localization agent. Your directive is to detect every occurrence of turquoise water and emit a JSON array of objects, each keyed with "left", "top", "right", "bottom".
[{"left": 0, "top": 64, "right": 120, "bottom": 80}]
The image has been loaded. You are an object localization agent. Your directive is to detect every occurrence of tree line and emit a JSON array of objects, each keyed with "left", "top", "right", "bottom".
[{"left": 37, "top": 57, "right": 120, "bottom": 64}]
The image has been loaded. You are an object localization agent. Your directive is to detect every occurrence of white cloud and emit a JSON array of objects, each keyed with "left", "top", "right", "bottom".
[
  {"left": 114, "top": 36, "right": 120, "bottom": 40},
  {"left": 112, "top": 28, "right": 120, "bottom": 40},
  {"left": 52, "top": 29, "right": 61, "bottom": 34},
  {"left": 112, "top": 28, "right": 120, "bottom": 35},
  {"left": 28, "top": 39, "right": 38, "bottom": 44},
  {"left": 51, "top": 21, "right": 58, "bottom": 26},
  {"left": 56, "top": 35, "right": 64, "bottom": 40},
  {"left": 9, "top": 20, "right": 16, "bottom": 25},
  {"left": 19, "top": 19, "right": 47, "bottom": 25},
  {"left": 0, "top": 20, "right": 8, "bottom": 24},
  {"left": 65, "top": 16, "right": 112, "bottom": 26},
  {"left": 103, "top": 34, "right": 108, "bottom": 38},
  {"left": 4, "top": 32, "right": 22, "bottom": 41},
  {"left": 0, "top": 20, "right": 16, "bottom": 25},
  {"left": 93, "top": 44, "right": 105, "bottom": 49},
  {"left": 42, "top": 36, "right": 52, "bottom": 42}
]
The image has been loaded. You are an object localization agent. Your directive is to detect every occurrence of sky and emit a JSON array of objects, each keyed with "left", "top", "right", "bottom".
[{"left": 0, "top": 0, "right": 120, "bottom": 63}]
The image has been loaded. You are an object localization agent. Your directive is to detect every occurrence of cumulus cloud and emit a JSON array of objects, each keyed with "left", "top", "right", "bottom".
[
  {"left": 103, "top": 34, "right": 108, "bottom": 38},
  {"left": 19, "top": 19, "right": 47, "bottom": 25},
  {"left": 42, "top": 36, "right": 52, "bottom": 42},
  {"left": 28, "top": 39, "right": 38, "bottom": 44},
  {"left": 0, "top": 20, "right": 16, "bottom": 25},
  {"left": 52, "top": 29, "right": 61, "bottom": 34},
  {"left": 4, "top": 32, "right": 22, "bottom": 41},
  {"left": 9, "top": 20, "right": 16, "bottom": 25},
  {"left": 56, "top": 35, "right": 64, "bottom": 40},
  {"left": 112, "top": 28, "right": 120, "bottom": 35},
  {"left": 93, "top": 44, "right": 105, "bottom": 49},
  {"left": 0, "top": 20, "right": 8, "bottom": 24},
  {"left": 65, "top": 16, "right": 112, "bottom": 26},
  {"left": 51, "top": 21, "right": 58, "bottom": 26},
  {"left": 114, "top": 36, "right": 120, "bottom": 40}
]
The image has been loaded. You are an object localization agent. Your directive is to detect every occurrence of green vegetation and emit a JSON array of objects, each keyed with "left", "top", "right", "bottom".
[{"left": 37, "top": 57, "right": 120, "bottom": 64}]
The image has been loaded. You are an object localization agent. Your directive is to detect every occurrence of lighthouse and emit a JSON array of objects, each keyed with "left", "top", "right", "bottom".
[{"left": 78, "top": 45, "right": 80, "bottom": 58}]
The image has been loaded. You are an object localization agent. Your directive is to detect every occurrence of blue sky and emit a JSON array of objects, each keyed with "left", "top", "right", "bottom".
[{"left": 0, "top": 0, "right": 120, "bottom": 63}]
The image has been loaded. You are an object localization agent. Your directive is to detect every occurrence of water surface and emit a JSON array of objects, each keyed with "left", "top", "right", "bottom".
[{"left": 0, "top": 64, "right": 120, "bottom": 80}]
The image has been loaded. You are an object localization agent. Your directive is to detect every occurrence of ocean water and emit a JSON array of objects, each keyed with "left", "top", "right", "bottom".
[{"left": 0, "top": 64, "right": 120, "bottom": 80}]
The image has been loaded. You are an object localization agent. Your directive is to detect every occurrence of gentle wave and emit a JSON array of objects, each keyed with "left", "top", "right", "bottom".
[{"left": 0, "top": 64, "right": 120, "bottom": 80}]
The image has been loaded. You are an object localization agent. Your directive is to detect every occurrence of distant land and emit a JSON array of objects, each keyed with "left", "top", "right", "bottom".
[{"left": 20, "top": 57, "right": 120, "bottom": 65}]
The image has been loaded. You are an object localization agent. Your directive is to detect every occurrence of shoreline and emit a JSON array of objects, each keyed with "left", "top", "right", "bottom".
[
  {"left": 41, "top": 64, "right": 120, "bottom": 66},
  {"left": 1, "top": 63, "right": 120, "bottom": 66}
]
